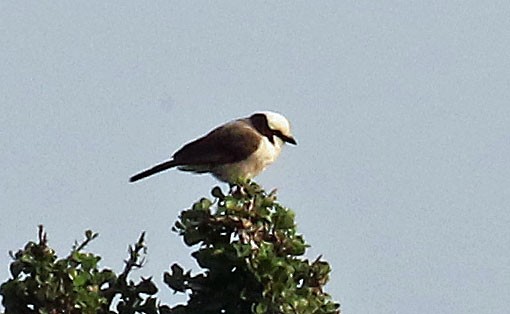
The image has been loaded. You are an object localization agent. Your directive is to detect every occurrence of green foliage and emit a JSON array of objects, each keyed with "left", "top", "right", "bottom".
[
  {"left": 0, "top": 226, "right": 170, "bottom": 314},
  {"left": 166, "top": 182, "right": 340, "bottom": 314},
  {"left": 1, "top": 182, "right": 340, "bottom": 314}
]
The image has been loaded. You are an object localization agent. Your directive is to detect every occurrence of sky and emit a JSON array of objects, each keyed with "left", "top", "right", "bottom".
[{"left": 1, "top": 1, "right": 509, "bottom": 313}]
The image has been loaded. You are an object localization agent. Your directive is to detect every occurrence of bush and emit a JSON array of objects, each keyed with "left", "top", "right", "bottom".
[{"left": 1, "top": 182, "right": 340, "bottom": 314}]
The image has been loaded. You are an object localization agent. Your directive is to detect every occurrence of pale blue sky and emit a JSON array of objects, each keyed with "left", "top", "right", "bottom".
[{"left": 1, "top": 2, "right": 509, "bottom": 313}]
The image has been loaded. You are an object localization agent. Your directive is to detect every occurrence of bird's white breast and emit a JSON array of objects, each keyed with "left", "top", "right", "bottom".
[{"left": 212, "top": 136, "right": 283, "bottom": 183}]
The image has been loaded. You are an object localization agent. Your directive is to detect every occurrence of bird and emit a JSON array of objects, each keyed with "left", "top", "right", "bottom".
[{"left": 129, "top": 111, "right": 296, "bottom": 184}]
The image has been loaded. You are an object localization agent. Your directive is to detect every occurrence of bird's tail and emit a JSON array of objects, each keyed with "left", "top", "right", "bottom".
[{"left": 129, "top": 160, "right": 178, "bottom": 182}]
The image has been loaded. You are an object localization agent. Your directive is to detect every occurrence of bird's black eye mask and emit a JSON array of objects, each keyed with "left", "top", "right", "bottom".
[
  {"left": 273, "top": 130, "right": 296, "bottom": 144},
  {"left": 250, "top": 113, "right": 276, "bottom": 144}
]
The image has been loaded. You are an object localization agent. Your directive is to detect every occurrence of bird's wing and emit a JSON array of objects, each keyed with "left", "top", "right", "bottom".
[{"left": 172, "top": 121, "right": 260, "bottom": 166}]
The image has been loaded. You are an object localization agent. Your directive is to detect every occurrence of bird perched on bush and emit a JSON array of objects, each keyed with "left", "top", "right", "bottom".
[{"left": 130, "top": 111, "right": 296, "bottom": 184}]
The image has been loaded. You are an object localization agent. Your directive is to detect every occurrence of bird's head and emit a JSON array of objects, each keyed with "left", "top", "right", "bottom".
[{"left": 249, "top": 111, "right": 297, "bottom": 146}]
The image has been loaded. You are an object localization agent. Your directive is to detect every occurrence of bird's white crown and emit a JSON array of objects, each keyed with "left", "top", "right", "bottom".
[{"left": 258, "top": 111, "right": 293, "bottom": 138}]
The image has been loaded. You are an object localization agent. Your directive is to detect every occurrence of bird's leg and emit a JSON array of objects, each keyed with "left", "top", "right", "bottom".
[
  {"left": 228, "top": 183, "right": 237, "bottom": 194},
  {"left": 229, "top": 177, "right": 251, "bottom": 196},
  {"left": 229, "top": 183, "right": 246, "bottom": 197}
]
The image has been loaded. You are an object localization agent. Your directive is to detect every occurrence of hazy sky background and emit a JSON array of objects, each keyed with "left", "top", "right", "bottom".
[{"left": 1, "top": 2, "right": 509, "bottom": 313}]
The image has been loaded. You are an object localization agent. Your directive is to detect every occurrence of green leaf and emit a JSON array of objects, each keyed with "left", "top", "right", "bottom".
[
  {"left": 9, "top": 260, "right": 23, "bottom": 278},
  {"left": 183, "top": 229, "right": 205, "bottom": 246},
  {"left": 136, "top": 277, "right": 158, "bottom": 295},
  {"left": 274, "top": 207, "right": 295, "bottom": 230},
  {"left": 225, "top": 198, "right": 238, "bottom": 210},
  {"left": 200, "top": 197, "right": 212, "bottom": 209},
  {"left": 254, "top": 302, "right": 267, "bottom": 314},
  {"left": 233, "top": 243, "right": 252, "bottom": 258},
  {"left": 211, "top": 186, "right": 225, "bottom": 199},
  {"left": 164, "top": 264, "right": 187, "bottom": 293},
  {"left": 73, "top": 272, "right": 89, "bottom": 287}
]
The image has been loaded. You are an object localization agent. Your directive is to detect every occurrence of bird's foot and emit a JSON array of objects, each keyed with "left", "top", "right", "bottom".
[
  {"left": 228, "top": 177, "right": 252, "bottom": 195},
  {"left": 229, "top": 183, "right": 246, "bottom": 197}
]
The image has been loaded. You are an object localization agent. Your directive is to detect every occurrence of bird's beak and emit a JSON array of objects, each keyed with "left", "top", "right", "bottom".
[{"left": 282, "top": 135, "right": 297, "bottom": 145}]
